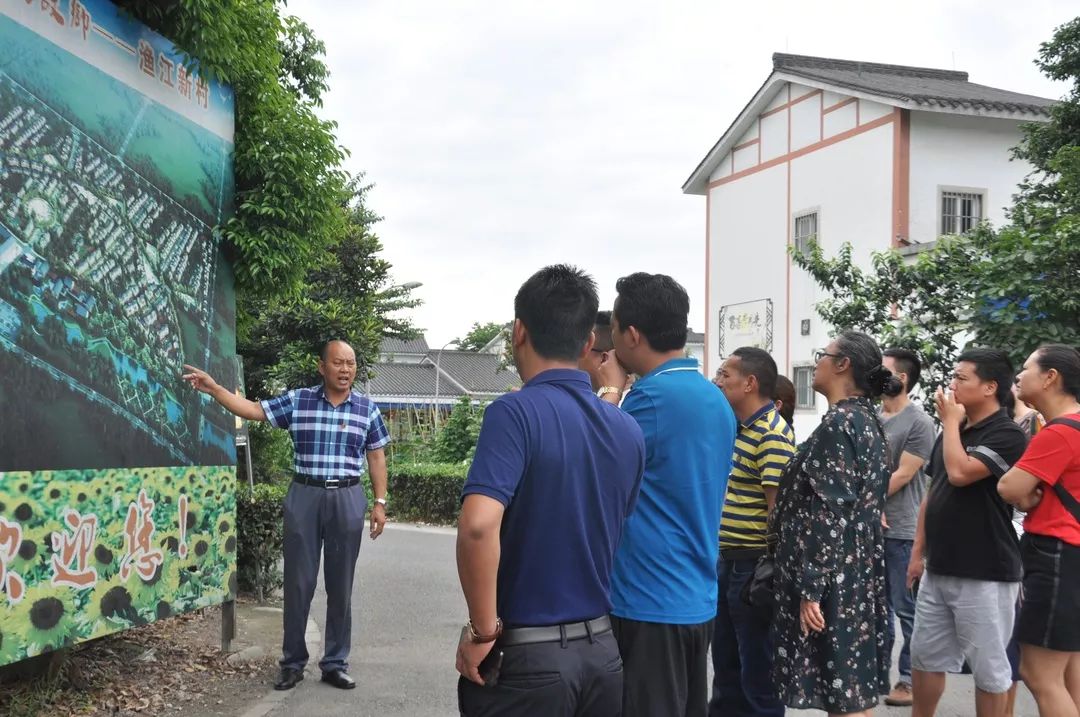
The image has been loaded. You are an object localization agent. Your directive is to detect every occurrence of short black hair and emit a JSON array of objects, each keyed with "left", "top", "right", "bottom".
[
  {"left": 593, "top": 311, "right": 613, "bottom": 352},
  {"left": 514, "top": 265, "right": 599, "bottom": 361},
  {"left": 957, "top": 347, "right": 1014, "bottom": 409},
  {"left": 731, "top": 346, "right": 778, "bottom": 399},
  {"left": 613, "top": 273, "right": 689, "bottom": 352},
  {"left": 883, "top": 347, "right": 922, "bottom": 392},
  {"left": 1034, "top": 344, "right": 1080, "bottom": 401}
]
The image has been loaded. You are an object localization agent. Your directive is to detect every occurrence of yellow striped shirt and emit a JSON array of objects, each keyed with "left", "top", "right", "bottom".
[{"left": 718, "top": 403, "right": 795, "bottom": 550}]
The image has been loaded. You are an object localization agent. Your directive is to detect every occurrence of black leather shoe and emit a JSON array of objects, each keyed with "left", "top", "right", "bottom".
[
  {"left": 274, "top": 668, "right": 304, "bottom": 691},
  {"left": 321, "top": 670, "right": 356, "bottom": 689}
]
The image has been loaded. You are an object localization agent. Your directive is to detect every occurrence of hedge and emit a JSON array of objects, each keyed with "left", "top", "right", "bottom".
[
  {"left": 235, "top": 462, "right": 467, "bottom": 598},
  {"left": 236, "top": 482, "right": 288, "bottom": 600}
]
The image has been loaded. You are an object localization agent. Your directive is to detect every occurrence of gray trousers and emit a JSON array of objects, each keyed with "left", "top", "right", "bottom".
[{"left": 280, "top": 481, "right": 367, "bottom": 673}]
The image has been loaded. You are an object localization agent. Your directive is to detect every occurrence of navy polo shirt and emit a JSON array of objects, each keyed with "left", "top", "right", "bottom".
[
  {"left": 610, "top": 357, "right": 737, "bottom": 624},
  {"left": 462, "top": 368, "right": 645, "bottom": 627}
]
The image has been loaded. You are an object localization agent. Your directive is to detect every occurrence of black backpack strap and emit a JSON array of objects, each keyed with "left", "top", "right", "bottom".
[{"left": 1042, "top": 418, "right": 1080, "bottom": 524}]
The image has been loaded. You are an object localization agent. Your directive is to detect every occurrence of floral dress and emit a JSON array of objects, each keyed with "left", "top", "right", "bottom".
[{"left": 770, "top": 397, "right": 891, "bottom": 713}]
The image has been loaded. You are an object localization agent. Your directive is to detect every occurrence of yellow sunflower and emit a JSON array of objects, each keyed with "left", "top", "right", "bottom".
[
  {"left": 79, "top": 573, "right": 137, "bottom": 637},
  {"left": 8, "top": 584, "right": 79, "bottom": 657},
  {"left": 0, "top": 609, "right": 28, "bottom": 665}
]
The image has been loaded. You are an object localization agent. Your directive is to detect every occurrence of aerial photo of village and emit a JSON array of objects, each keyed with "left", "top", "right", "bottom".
[{"left": 0, "top": 16, "right": 237, "bottom": 471}]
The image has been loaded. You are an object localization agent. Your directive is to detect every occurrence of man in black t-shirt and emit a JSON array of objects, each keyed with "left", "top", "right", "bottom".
[{"left": 907, "top": 349, "right": 1028, "bottom": 717}]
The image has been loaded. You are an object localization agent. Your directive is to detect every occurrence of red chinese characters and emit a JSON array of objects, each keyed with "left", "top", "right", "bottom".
[
  {"left": 40, "top": 0, "right": 65, "bottom": 25},
  {"left": 70, "top": 0, "right": 92, "bottom": 42},
  {"left": 195, "top": 76, "right": 209, "bottom": 109},
  {"left": 50, "top": 509, "right": 99, "bottom": 588},
  {"left": 158, "top": 54, "right": 175, "bottom": 88},
  {"left": 177, "top": 65, "right": 193, "bottom": 100},
  {"left": 119, "top": 489, "right": 164, "bottom": 582},
  {"left": 0, "top": 518, "right": 26, "bottom": 604},
  {"left": 138, "top": 39, "right": 156, "bottom": 77}
]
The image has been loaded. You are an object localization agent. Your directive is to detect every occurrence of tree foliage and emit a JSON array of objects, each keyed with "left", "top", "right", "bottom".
[
  {"left": 434, "top": 396, "right": 484, "bottom": 463},
  {"left": 454, "top": 322, "right": 507, "bottom": 352},
  {"left": 116, "top": 0, "right": 349, "bottom": 298},
  {"left": 792, "top": 17, "right": 1080, "bottom": 408},
  {"left": 239, "top": 179, "right": 420, "bottom": 398}
]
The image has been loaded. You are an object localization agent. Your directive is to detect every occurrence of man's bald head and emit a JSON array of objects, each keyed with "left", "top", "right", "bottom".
[{"left": 321, "top": 339, "right": 354, "bottom": 362}]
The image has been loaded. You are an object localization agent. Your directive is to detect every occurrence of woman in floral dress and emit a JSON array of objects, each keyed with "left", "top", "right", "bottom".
[{"left": 771, "top": 331, "right": 898, "bottom": 716}]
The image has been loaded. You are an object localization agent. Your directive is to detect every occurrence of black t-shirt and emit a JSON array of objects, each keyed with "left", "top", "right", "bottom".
[{"left": 924, "top": 408, "right": 1029, "bottom": 582}]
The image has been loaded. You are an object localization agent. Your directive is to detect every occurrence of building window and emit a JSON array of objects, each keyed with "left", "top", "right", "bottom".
[
  {"left": 793, "top": 366, "right": 815, "bottom": 409},
  {"left": 793, "top": 212, "right": 818, "bottom": 255},
  {"left": 940, "top": 190, "right": 983, "bottom": 235}
]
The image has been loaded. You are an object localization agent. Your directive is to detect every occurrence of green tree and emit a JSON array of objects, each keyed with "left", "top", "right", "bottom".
[
  {"left": 238, "top": 179, "right": 420, "bottom": 398},
  {"left": 792, "top": 17, "right": 1080, "bottom": 406},
  {"left": 116, "top": 1, "right": 348, "bottom": 298},
  {"left": 434, "top": 396, "right": 482, "bottom": 463},
  {"left": 454, "top": 321, "right": 507, "bottom": 352}
]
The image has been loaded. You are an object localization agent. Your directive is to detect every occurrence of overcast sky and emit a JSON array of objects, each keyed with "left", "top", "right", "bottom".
[{"left": 288, "top": 0, "right": 1075, "bottom": 346}]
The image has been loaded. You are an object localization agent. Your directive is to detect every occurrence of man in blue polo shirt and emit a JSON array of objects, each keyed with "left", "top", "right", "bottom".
[
  {"left": 455, "top": 265, "right": 645, "bottom": 717},
  {"left": 599, "top": 272, "right": 737, "bottom": 717}
]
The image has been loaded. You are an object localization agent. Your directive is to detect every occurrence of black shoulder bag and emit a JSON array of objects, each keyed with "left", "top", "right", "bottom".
[{"left": 1042, "top": 417, "right": 1080, "bottom": 524}]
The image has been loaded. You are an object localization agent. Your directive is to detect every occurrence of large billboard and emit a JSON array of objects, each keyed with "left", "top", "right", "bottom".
[{"left": 0, "top": 0, "right": 236, "bottom": 665}]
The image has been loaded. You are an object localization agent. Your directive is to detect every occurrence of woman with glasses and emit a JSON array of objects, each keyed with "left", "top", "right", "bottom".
[{"left": 771, "top": 331, "right": 899, "bottom": 716}]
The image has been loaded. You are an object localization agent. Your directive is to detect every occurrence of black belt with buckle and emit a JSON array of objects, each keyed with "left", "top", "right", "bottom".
[
  {"left": 500, "top": 615, "right": 612, "bottom": 647},
  {"left": 293, "top": 474, "right": 360, "bottom": 489}
]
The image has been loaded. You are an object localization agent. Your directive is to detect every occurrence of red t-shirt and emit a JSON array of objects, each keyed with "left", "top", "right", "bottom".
[{"left": 1018, "top": 414, "right": 1080, "bottom": 546}]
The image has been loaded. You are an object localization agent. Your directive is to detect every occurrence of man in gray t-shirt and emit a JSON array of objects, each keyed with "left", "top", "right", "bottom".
[{"left": 880, "top": 349, "right": 936, "bottom": 706}]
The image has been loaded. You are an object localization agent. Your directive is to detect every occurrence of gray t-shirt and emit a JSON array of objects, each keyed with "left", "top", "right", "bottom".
[{"left": 881, "top": 402, "right": 936, "bottom": 540}]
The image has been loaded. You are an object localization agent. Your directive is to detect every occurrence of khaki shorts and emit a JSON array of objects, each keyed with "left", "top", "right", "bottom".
[{"left": 910, "top": 571, "right": 1019, "bottom": 694}]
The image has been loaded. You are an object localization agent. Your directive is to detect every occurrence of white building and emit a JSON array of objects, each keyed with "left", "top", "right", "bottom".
[{"left": 683, "top": 53, "right": 1054, "bottom": 434}]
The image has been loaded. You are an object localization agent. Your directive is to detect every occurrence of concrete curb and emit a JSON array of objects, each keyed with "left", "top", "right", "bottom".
[{"left": 236, "top": 617, "right": 321, "bottom": 717}]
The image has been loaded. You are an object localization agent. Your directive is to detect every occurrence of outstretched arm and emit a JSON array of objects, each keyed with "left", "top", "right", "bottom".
[{"left": 181, "top": 364, "right": 266, "bottom": 422}]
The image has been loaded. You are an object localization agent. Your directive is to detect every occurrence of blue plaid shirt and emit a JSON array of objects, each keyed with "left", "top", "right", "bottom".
[{"left": 260, "top": 385, "right": 390, "bottom": 479}]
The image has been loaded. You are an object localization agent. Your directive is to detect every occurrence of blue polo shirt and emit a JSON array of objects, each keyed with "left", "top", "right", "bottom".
[
  {"left": 462, "top": 368, "right": 645, "bottom": 627},
  {"left": 610, "top": 357, "right": 737, "bottom": 624}
]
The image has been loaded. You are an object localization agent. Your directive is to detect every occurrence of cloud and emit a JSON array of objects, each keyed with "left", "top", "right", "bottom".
[{"left": 289, "top": 0, "right": 1074, "bottom": 345}]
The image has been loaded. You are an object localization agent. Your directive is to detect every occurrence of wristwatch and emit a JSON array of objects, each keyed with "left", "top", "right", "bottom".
[
  {"left": 374, "top": 497, "right": 387, "bottom": 508},
  {"left": 466, "top": 618, "right": 503, "bottom": 644},
  {"left": 597, "top": 386, "right": 622, "bottom": 398}
]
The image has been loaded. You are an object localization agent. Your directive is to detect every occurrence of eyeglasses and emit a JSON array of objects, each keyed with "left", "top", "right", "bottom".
[
  {"left": 813, "top": 350, "right": 845, "bottom": 363},
  {"left": 589, "top": 348, "right": 608, "bottom": 354}
]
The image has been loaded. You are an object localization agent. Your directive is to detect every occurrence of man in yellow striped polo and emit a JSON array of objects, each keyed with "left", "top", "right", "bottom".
[{"left": 710, "top": 346, "right": 795, "bottom": 717}]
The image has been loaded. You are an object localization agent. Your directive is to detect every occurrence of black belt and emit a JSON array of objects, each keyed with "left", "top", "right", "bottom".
[
  {"left": 720, "top": 547, "right": 767, "bottom": 561},
  {"left": 500, "top": 616, "right": 611, "bottom": 647},
  {"left": 293, "top": 474, "right": 360, "bottom": 489}
]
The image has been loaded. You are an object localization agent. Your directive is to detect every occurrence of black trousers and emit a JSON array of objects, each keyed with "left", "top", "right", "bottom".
[
  {"left": 612, "top": 616, "right": 714, "bottom": 717},
  {"left": 458, "top": 629, "right": 623, "bottom": 717}
]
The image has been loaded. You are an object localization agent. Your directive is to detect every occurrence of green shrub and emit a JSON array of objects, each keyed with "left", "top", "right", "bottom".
[
  {"left": 434, "top": 397, "right": 485, "bottom": 463},
  {"left": 387, "top": 462, "right": 469, "bottom": 524},
  {"left": 236, "top": 482, "right": 288, "bottom": 600}
]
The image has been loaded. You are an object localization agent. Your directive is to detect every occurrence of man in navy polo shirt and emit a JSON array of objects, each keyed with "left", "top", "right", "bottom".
[
  {"left": 182, "top": 339, "right": 389, "bottom": 692},
  {"left": 455, "top": 265, "right": 645, "bottom": 717},
  {"left": 599, "top": 272, "right": 737, "bottom": 717}
]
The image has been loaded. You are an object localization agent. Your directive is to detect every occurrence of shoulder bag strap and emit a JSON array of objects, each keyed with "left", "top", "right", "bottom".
[{"left": 1042, "top": 417, "right": 1080, "bottom": 524}]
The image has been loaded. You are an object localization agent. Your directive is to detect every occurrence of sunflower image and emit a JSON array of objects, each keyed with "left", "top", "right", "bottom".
[
  {"left": 9, "top": 584, "right": 79, "bottom": 657},
  {"left": 91, "top": 535, "right": 122, "bottom": 579},
  {"left": 8, "top": 524, "right": 53, "bottom": 578},
  {"left": 0, "top": 609, "right": 27, "bottom": 665},
  {"left": 129, "top": 559, "right": 181, "bottom": 614},
  {"left": 80, "top": 573, "right": 138, "bottom": 637},
  {"left": 5, "top": 494, "right": 45, "bottom": 528},
  {"left": 187, "top": 533, "right": 215, "bottom": 566}
]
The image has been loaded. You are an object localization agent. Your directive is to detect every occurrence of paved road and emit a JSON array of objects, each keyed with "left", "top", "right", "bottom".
[{"left": 268, "top": 523, "right": 1039, "bottom": 717}]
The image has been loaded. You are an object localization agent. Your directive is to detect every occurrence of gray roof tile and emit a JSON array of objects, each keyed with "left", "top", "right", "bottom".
[
  {"left": 430, "top": 351, "right": 521, "bottom": 394},
  {"left": 774, "top": 53, "right": 1054, "bottom": 116},
  {"left": 365, "top": 363, "right": 464, "bottom": 397},
  {"left": 379, "top": 336, "right": 430, "bottom": 355}
]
